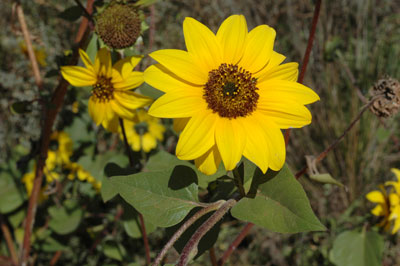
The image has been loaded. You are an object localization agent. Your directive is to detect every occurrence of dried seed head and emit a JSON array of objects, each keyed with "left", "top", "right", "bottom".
[
  {"left": 95, "top": 1, "right": 141, "bottom": 49},
  {"left": 370, "top": 76, "right": 400, "bottom": 118}
]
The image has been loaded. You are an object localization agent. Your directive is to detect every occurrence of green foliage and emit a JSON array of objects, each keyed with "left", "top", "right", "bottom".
[
  {"left": 0, "top": 171, "right": 25, "bottom": 214},
  {"left": 48, "top": 199, "right": 83, "bottom": 235},
  {"left": 102, "top": 164, "right": 202, "bottom": 227},
  {"left": 309, "top": 173, "right": 344, "bottom": 187},
  {"left": 231, "top": 164, "right": 325, "bottom": 233},
  {"left": 330, "top": 230, "right": 384, "bottom": 266},
  {"left": 58, "top": 6, "right": 83, "bottom": 22},
  {"left": 10, "top": 101, "right": 32, "bottom": 114}
]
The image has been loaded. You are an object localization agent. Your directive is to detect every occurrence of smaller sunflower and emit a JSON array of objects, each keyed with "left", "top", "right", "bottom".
[
  {"left": 366, "top": 185, "right": 391, "bottom": 232},
  {"left": 61, "top": 48, "right": 153, "bottom": 132},
  {"left": 119, "top": 109, "right": 165, "bottom": 152}
]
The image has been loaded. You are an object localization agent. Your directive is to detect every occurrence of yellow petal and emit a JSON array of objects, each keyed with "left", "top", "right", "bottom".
[
  {"left": 149, "top": 49, "right": 208, "bottom": 85},
  {"left": 113, "top": 71, "right": 144, "bottom": 90},
  {"left": 258, "top": 80, "right": 320, "bottom": 105},
  {"left": 371, "top": 205, "right": 383, "bottom": 216},
  {"left": 258, "top": 62, "right": 299, "bottom": 83},
  {"left": 254, "top": 51, "right": 286, "bottom": 78},
  {"left": 392, "top": 218, "right": 400, "bottom": 234},
  {"left": 148, "top": 89, "right": 206, "bottom": 118},
  {"left": 195, "top": 145, "right": 222, "bottom": 175},
  {"left": 144, "top": 64, "right": 200, "bottom": 93},
  {"left": 257, "top": 100, "right": 312, "bottom": 129},
  {"left": 110, "top": 100, "right": 135, "bottom": 120},
  {"left": 176, "top": 112, "right": 217, "bottom": 160},
  {"left": 389, "top": 193, "right": 400, "bottom": 205},
  {"left": 183, "top": 17, "right": 222, "bottom": 71},
  {"left": 215, "top": 117, "right": 246, "bottom": 171},
  {"left": 79, "top": 49, "right": 94, "bottom": 71},
  {"left": 366, "top": 190, "right": 386, "bottom": 203},
  {"left": 216, "top": 15, "right": 248, "bottom": 64},
  {"left": 391, "top": 168, "right": 400, "bottom": 180},
  {"left": 102, "top": 105, "right": 119, "bottom": 132},
  {"left": 149, "top": 123, "right": 165, "bottom": 140},
  {"left": 114, "top": 91, "right": 153, "bottom": 110},
  {"left": 142, "top": 133, "right": 157, "bottom": 152},
  {"left": 88, "top": 97, "right": 106, "bottom": 125},
  {"left": 259, "top": 117, "right": 285, "bottom": 171},
  {"left": 239, "top": 25, "right": 276, "bottom": 74},
  {"left": 173, "top": 118, "right": 190, "bottom": 133},
  {"left": 242, "top": 114, "right": 269, "bottom": 173},
  {"left": 94, "top": 47, "right": 112, "bottom": 77},
  {"left": 61, "top": 66, "right": 96, "bottom": 87}
]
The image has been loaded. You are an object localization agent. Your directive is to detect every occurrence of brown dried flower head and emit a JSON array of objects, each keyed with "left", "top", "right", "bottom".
[
  {"left": 95, "top": 1, "right": 141, "bottom": 49},
  {"left": 370, "top": 76, "right": 400, "bottom": 118}
]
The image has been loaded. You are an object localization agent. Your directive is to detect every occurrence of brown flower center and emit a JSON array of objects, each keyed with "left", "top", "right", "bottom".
[
  {"left": 203, "top": 63, "right": 259, "bottom": 118},
  {"left": 92, "top": 76, "right": 114, "bottom": 102}
]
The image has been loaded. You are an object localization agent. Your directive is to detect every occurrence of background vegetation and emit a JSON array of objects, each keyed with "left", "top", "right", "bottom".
[{"left": 1, "top": 0, "right": 400, "bottom": 265}]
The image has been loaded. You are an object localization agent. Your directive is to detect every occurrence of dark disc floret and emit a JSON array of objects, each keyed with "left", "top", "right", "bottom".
[
  {"left": 92, "top": 76, "right": 114, "bottom": 102},
  {"left": 203, "top": 63, "right": 259, "bottom": 118}
]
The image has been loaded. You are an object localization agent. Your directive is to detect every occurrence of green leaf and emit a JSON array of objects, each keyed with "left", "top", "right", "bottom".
[
  {"left": 122, "top": 203, "right": 157, "bottom": 238},
  {"left": 8, "top": 208, "right": 26, "bottom": 228},
  {"left": 78, "top": 151, "right": 129, "bottom": 182},
  {"left": 86, "top": 34, "right": 98, "bottom": 62},
  {"left": 146, "top": 150, "right": 225, "bottom": 188},
  {"left": 103, "top": 241, "right": 126, "bottom": 261},
  {"left": 0, "top": 171, "right": 25, "bottom": 214},
  {"left": 10, "top": 101, "right": 32, "bottom": 114},
  {"left": 48, "top": 200, "right": 83, "bottom": 235},
  {"left": 231, "top": 164, "right": 325, "bottom": 233},
  {"left": 329, "top": 230, "right": 384, "bottom": 266},
  {"left": 40, "top": 236, "right": 68, "bottom": 252},
  {"left": 58, "top": 6, "right": 83, "bottom": 21},
  {"left": 166, "top": 208, "right": 222, "bottom": 259},
  {"left": 309, "top": 173, "right": 344, "bottom": 187},
  {"left": 102, "top": 166, "right": 202, "bottom": 227}
]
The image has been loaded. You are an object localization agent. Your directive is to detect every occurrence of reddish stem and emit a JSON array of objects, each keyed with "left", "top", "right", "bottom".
[
  {"left": 19, "top": 1, "right": 94, "bottom": 264},
  {"left": 284, "top": 0, "right": 322, "bottom": 146},
  {"left": 217, "top": 223, "right": 254, "bottom": 266}
]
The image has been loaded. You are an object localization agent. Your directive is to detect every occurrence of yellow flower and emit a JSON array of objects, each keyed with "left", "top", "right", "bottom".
[
  {"left": 61, "top": 48, "right": 153, "bottom": 132},
  {"left": 366, "top": 186, "right": 391, "bottom": 232},
  {"left": 48, "top": 131, "right": 73, "bottom": 167},
  {"left": 19, "top": 41, "right": 47, "bottom": 67},
  {"left": 119, "top": 109, "right": 165, "bottom": 152},
  {"left": 144, "top": 15, "right": 319, "bottom": 175}
]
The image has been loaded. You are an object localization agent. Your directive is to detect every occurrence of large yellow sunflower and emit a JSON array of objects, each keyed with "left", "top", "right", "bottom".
[
  {"left": 144, "top": 15, "right": 319, "bottom": 175},
  {"left": 61, "top": 48, "right": 153, "bottom": 132}
]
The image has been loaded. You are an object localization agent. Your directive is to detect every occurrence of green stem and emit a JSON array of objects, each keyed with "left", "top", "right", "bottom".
[{"left": 232, "top": 167, "right": 245, "bottom": 198}]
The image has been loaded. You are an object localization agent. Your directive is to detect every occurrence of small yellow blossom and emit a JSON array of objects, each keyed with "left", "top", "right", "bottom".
[
  {"left": 61, "top": 48, "right": 153, "bottom": 132},
  {"left": 19, "top": 41, "right": 47, "bottom": 67},
  {"left": 119, "top": 109, "right": 165, "bottom": 152}
]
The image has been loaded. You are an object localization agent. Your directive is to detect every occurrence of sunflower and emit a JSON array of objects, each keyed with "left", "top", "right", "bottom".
[
  {"left": 119, "top": 109, "right": 165, "bottom": 153},
  {"left": 366, "top": 186, "right": 392, "bottom": 232},
  {"left": 144, "top": 15, "right": 319, "bottom": 175},
  {"left": 61, "top": 48, "right": 153, "bottom": 132}
]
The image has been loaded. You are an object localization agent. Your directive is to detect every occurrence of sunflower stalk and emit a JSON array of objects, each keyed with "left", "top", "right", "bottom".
[
  {"left": 177, "top": 199, "right": 237, "bottom": 266},
  {"left": 152, "top": 200, "right": 226, "bottom": 266}
]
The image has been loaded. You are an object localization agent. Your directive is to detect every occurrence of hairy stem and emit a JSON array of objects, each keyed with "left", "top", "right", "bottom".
[
  {"left": 119, "top": 118, "right": 151, "bottom": 265},
  {"left": 178, "top": 199, "right": 236, "bottom": 266},
  {"left": 153, "top": 201, "right": 225, "bottom": 266}
]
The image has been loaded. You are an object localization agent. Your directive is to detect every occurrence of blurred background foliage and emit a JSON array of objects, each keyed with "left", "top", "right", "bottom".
[{"left": 1, "top": 0, "right": 400, "bottom": 265}]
